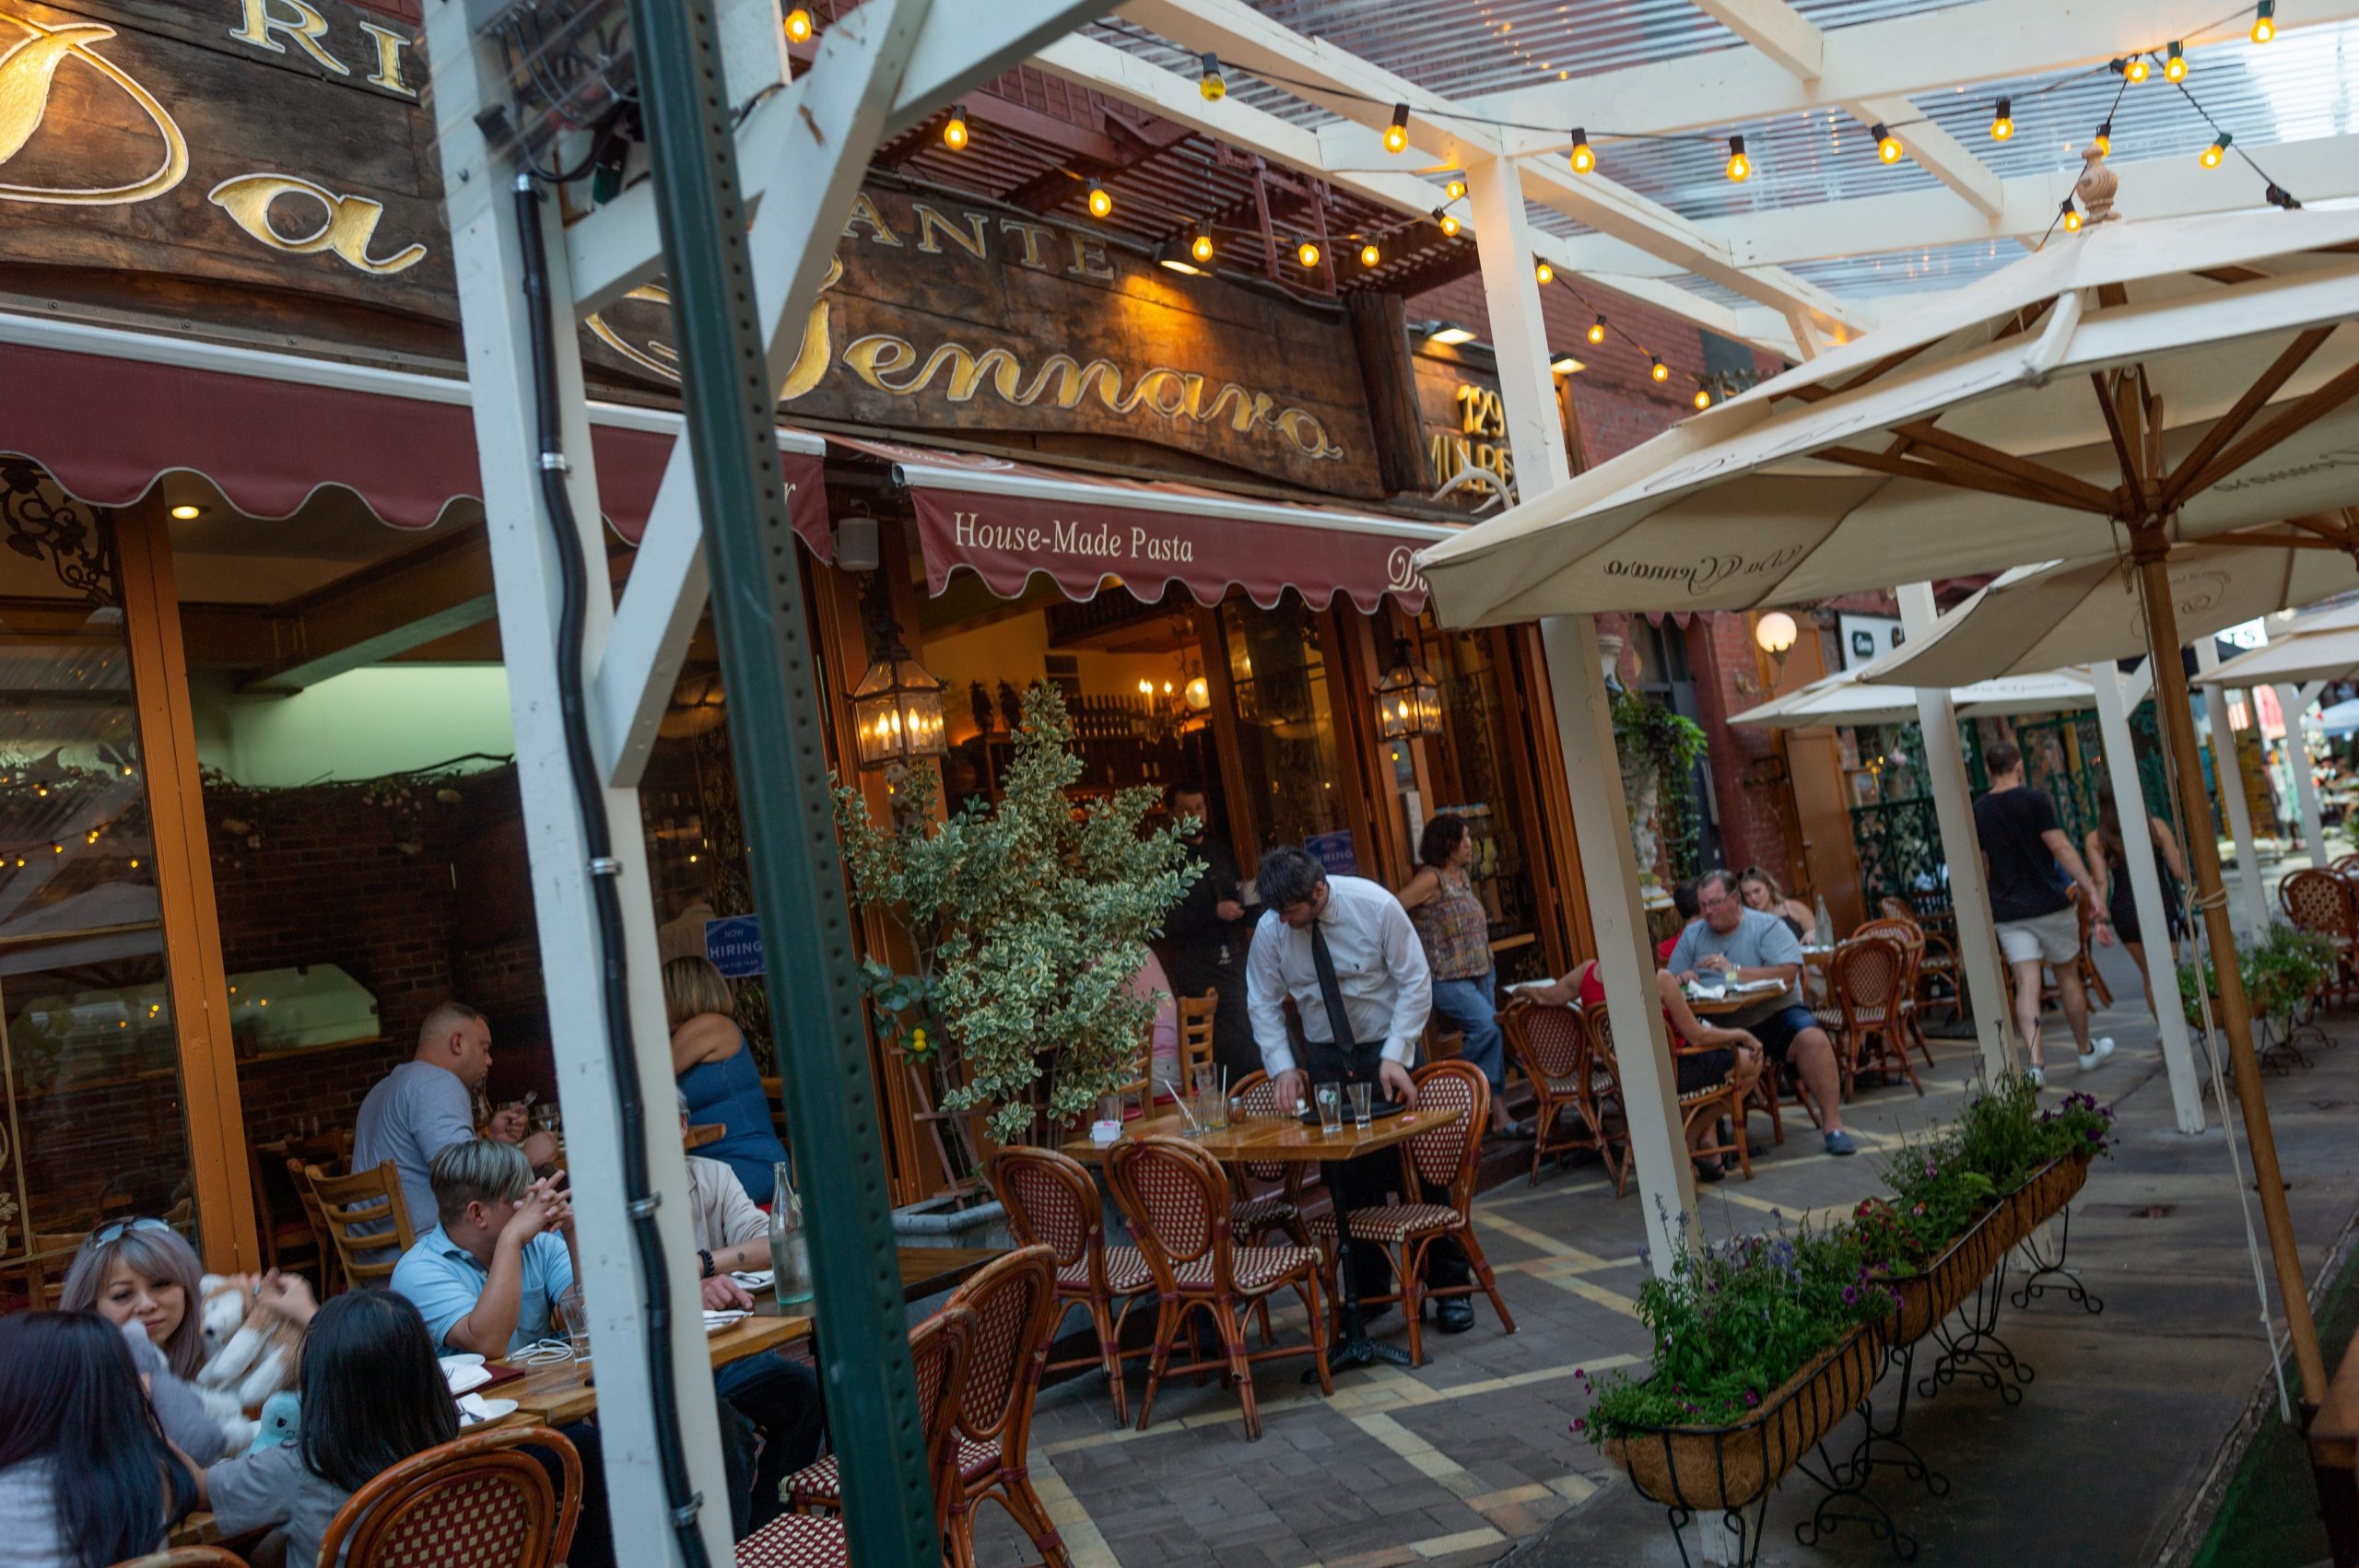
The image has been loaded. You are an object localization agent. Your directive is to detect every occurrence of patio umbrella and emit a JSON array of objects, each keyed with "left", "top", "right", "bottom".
[
  {"left": 1419, "top": 206, "right": 2359, "bottom": 1404},
  {"left": 2197, "top": 620, "right": 2359, "bottom": 687},
  {"left": 1731, "top": 664, "right": 2095, "bottom": 729}
]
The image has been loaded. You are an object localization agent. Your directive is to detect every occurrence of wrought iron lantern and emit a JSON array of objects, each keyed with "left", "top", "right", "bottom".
[
  {"left": 849, "top": 618, "right": 948, "bottom": 769},
  {"left": 1372, "top": 638, "right": 1444, "bottom": 741}
]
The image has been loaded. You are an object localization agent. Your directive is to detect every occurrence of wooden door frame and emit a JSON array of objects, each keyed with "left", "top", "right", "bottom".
[{"left": 115, "top": 509, "right": 259, "bottom": 1271}]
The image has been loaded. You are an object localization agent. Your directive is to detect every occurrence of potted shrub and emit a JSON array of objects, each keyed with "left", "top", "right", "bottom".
[
  {"left": 834, "top": 684, "right": 1201, "bottom": 1154},
  {"left": 2177, "top": 924, "right": 2336, "bottom": 1049}
]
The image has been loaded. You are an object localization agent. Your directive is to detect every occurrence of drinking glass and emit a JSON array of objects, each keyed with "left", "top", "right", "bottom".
[
  {"left": 1347, "top": 1082, "right": 1373, "bottom": 1129},
  {"left": 1227, "top": 1094, "right": 1248, "bottom": 1129},
  {"left": 532, "top": 1103, "right": 561, "bottom": 1136},
  {"left": 1315, "top": 1082, "right": 1344, "bottom": 1135},
  {"left": 1194, "top": 1069, "right": 1227, "bottom": 1131},
  {"left": 559, "top": 1286, "right": 591, "bottom": 1363}
]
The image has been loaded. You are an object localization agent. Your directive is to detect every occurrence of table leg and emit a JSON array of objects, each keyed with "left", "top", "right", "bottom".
[{"left": 1306, "top": 1147, "right": 1411, "bottom": 1377}]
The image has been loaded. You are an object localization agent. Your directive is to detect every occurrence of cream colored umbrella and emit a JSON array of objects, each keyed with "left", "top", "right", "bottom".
[
  {"left": 1731, "top": 664, "right": 2096, "bottom": 728},
  {"left": 2196, "top": 621, "right": 2359, "bottom": 686},
  {"left": 1418, "top": 207, "right": 2359, "bottom": 1404}
]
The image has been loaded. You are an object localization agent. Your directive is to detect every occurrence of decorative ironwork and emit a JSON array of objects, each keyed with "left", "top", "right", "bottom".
[
  {"left": 2011, "top": 1201, "right": 2105, "bottom": 1316},
  {"left": 0, "top": 461, "right": 117, "bottom": 606},
  {"left": 1850, "top": 798, "right": 1947, "bottom": 911},
  {"left": 2017, "top": 713, "right": 2104, "bottom": 842}
]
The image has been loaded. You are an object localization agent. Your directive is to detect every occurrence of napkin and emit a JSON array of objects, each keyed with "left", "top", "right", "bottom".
[
  {"left": 731, "top": 1270, "right": 775, "bottom": 1292},
  {"left": 703, "top": 1309, "right": 749, "bottom": 1335},
  {"left": 456, "top": 1393, "right": 497, "bottom": 1425},
  {"left": 444, "top": 1363, "right": 492, "bottom": 1396}
]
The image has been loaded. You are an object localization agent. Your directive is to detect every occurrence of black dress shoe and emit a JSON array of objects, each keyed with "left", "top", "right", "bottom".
[{"left": 1433, "top": 1298, "right": 1476, "bottom": 1334}]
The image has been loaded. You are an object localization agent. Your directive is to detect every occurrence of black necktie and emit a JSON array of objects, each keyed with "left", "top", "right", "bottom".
[{"left": 1309, "top": 919, "right": 1360, "bottom": 1064}]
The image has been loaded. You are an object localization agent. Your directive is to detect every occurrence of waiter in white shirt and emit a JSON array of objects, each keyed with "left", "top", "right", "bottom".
[{"left": 1249, "top": 846, "right": 1471, "bottom": 1356}]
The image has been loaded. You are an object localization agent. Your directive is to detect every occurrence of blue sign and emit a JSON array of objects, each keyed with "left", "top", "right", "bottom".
[
  {"left": 1304, "top": 831, "right": 1359, "bottom": 878},
  {"left": 704, "top": 916, "right": 765, "bottom": 978}
]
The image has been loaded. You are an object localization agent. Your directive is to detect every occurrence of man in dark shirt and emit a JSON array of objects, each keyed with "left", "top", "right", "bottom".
[
  {"left": 1156, "top": 780, "right": 1260, "bottom": 1081},
  {"left": 1973, "top": 741, "right": 2114, "bottom": 1086}
]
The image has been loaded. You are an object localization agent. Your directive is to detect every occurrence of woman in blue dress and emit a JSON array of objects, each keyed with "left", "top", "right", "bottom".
[{"left": 668, "top": 955, "right": 791, "bottom": 1204}]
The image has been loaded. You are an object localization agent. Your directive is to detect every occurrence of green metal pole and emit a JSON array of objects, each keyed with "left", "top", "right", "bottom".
[{"left": 620, "top": 2, "right": 938, "bottom": 1559}]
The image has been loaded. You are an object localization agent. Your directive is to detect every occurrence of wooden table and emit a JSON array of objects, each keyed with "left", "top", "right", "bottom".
[
  {"left": 1062, "top": 1104, "right": 1463, "bottom": 1372},
  {"left": 491, "top": 1311, "right": 812, "bottom": 1428},
  {"left": 1684, "top": 982, "right": 1799, "bottom": 1019},
  {"left": 899, "top": 1245, "right": 1001, "bottom": 1301}
]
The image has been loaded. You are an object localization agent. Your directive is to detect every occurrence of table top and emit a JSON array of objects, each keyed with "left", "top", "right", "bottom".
[
  {"left": 1685, "top": 982, "right": 1798, "bottom": 1018},
  {"left": 493, "top": 1312, "right": 811, "bottom": 1428},
  {"left": 1059, "top": 1105, "right": 1463, "bottom": 1165},
  {"left": 899, "top": 1245, "right": 1002, "bottom": 1300},
  {"left": 687, "top": 1122, "right": 726, "bottom": 1150}
]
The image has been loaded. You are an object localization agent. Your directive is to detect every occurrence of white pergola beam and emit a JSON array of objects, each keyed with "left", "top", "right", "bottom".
[
  {"left": 1844, "top": 95, "right": 2003, "bottom": 217},
  {"left": 1115, "top": 0, "right": 1869, "bottom": 335},
  {"left": 1537, "top": 133, "right": 2359, "bottom": 277},
  {"left": 1033, "top": 32, "right": 1802, "bottom": 354},
  {"left": 1475, "top": 0, "right": 2359, "bottom": 143},
  {"left": 1691, "top": 0, "right": 1823, "bottom": 80}
]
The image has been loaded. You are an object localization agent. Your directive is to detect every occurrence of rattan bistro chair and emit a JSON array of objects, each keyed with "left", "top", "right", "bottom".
[
  {"left": 985, "top": 1146, "right": 1153, "bottom": 1424},
  {"left": 1831, "top": 934, "right": 1922, "bottom": 1098},
  {"left": 2282, "top": 868, "right": 2359, "bottom": 1006},
  {"left": 302, "top": 1161, "right": 415, "bottom": 1289},
  {"left": 1225, "top": 1071, "right": 1312, "bottom": 1248},
  {"left": 109, "top": 1551, "right": 251, "bottom": 1568},
  {"left": 315, "top": 1424, "right": 580, "bottom": 1568},
  {"left": 1107, "top": 1135, "right": 1331, "bottom": 1440}
]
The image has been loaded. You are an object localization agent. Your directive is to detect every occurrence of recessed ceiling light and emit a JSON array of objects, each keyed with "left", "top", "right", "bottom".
[{"left": 170, "top": 504, "right": 204, "bottom": 520}]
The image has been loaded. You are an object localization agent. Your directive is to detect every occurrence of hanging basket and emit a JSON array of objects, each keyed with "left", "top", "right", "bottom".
[{"left": 1602, "top": 1319, "right": 1888, "bottom": 1513}]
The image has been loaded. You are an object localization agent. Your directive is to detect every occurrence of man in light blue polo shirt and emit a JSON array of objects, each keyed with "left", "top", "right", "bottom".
[{"left": 391, "top": 1139, "right": 576, "bottom": 1357}]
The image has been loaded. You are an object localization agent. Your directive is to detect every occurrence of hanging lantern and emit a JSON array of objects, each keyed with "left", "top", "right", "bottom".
[
  {"left": 1373, "top": 638, "right": 1444, "bottom": 741},
  {"left": 849, "top": 621, "right": 948, "bottom": 768}
]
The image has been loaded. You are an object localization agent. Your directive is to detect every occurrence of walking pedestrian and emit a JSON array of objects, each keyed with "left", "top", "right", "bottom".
[{"left": 1975, "top": 741, "right": 2114, "bottom": 1086}]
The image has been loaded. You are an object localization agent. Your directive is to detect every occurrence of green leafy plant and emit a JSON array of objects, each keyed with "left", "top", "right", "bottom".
[
  {"left": 1611, "top": 689, "right": 1709, "bottom": 881},
  {"left": 833, "top": 684, "right": 1201, "bottom": 1146},
  {"left": 2177, "top": 923, "right": 2336, "bottom": 1030}
]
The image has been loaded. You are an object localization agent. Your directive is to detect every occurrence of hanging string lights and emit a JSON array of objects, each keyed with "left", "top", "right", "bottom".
[
  {"left": 2093, "top": 119, "right": 2113, "bottom": 156},
  {"left": 2165, "top": 41, "right": 2189, "bottom": 80},
  {"left": 1649, "top": 356, "right": 1671, "bottom": 382},
  {"left": 1383, "top": 103, "right": 1410, "bottom": 153},
  {"left": 2060, "top": 197, "right": 2083, "bottom": 232},
  {"left": 1873, "top": 123, "right": 1903, "bottom": 164},
  {"left": 783, "top": 8, "right": 812, "bottom": 43},
  {"left": 1198, "top": 53, "right": 1227, "bottom": 101},
  {"left": 1568, "top": 127, "right": 1595, "bottom": 174},
  {"left": 1587, "top": 315, "right": 1607, "bottom": 345},
  {"left": 1086, "top": 179, "right": 1112, "bottom": 218},
  {"left": 941, "top": 107, "right": 968, "bottom": 151},
  {"left": 1191, "top": 225, "right": 1215, "bottom": 264},
  {"left": 1359, "top": 240, "right": 1381, "bottom": 266},
  {"left": 1989, "top": 97, "right": 2013, "bottom": 141},
  {"left": 1724, "top": 135, "right": 1751, "bottom": 182},
  {"left": 2120, "top": 53, "right": 2152, "bottom": 84},
  {"left": 1444, "top": 176, "right": 1469, "bottom": 201},
  {"left": 1534, "top": 260, "right": 1553, "bottom": 286},
  {"left": 1297, "top": 239, "right": 1321, "bottom": 268},
  {"left": 2202, "top": 132, "right": 2232, "bottom": 169},
  {"left": 2253, "top": 1, "right": 2275, "bottom": 42}
]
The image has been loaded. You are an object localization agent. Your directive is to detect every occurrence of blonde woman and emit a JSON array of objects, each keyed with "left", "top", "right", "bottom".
[
  {"left": 667, "top": 955, "right": 791, "bottom": 1203},
  {"left": 1737, "top": 867, "right": 1815, "bottom": 942}
]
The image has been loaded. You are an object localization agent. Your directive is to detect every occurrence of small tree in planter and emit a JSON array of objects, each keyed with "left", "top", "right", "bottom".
[
  {"left": 2178, "top": 923, "right": 2336, "bottom": 1064},
  {"left": 834, "top": 683, "right": 1201, "bottom": 1153}
]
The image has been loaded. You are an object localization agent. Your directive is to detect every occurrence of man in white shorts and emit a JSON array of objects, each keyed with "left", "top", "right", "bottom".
[{"left": 1973, "top": 741, "right": 2113, "bottom": 1086}]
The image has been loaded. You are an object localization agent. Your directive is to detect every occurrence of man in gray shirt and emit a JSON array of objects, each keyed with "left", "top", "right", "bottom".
[
  {"left": 353, "top": 1000, "right": 555, "bottom": 1240},
  {"left": 1667, "top": 870, "right": 1855, "bottom": 1156}
]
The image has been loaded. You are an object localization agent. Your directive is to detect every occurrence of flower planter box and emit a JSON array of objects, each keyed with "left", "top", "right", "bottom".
[
  {"left": 1993, "top": 1154, "right": 2091, "bottom": 1251},
  {"left": 1603, "top": 1319, "right": 1888, "bottom": 1513},
  {"left": 1884, "top": 1202, "right": 2007, "bottom": 1348}
]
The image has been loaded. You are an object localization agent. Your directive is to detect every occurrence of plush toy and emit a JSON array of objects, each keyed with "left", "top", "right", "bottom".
[{"left": 194, "top": 1274, "right": 306, "bottom": 1453}]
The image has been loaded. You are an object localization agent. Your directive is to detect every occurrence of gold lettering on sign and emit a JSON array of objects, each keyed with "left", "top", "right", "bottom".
[
  {"left": 997, "top": 217, "right": 1054, "bottom": 271},
  {"left": 841, "top": 192, "right": 900, "bottom": 246},
  {"left": 911, "top": 203, "right": 985, "bottom": 259},
  {"left": 0, "top": 16, "right": 188, "bottom": 205},
  {"left": 841, "top": 332, "right": 1344, "bottom": 462},
  {"left": 1455, "top": 383, "right": 1507, "bottom": 438},
  {"left": 207, "top": 174, "right": 427, "bottom": 275},
  {"left": 1065, "top": 235, "right": 1114, "bottom": 280},
  {"left": 585, "top": 258, "right": 839, "bottom": 399},
  {"left": 230, "top": 0, "right": 351, "bottom": 76},
  {"left": 357, "top": 21, "right": 416, "bottom": 97}
]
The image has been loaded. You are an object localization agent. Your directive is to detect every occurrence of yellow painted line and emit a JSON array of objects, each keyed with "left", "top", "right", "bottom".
[
  {"left": 1547, "top": 1472, "right": 1600, "bottom": 1504},
  {"left": 1717, "top": 1188, "right": 1854, "bottom": 1230},
  {"left": 1353, "top": 1410, "right": 1486, "bottom": 1498},
  {"left": 1466, "top": 1482, "right": 1555, "bottom": 1510},
  {"left": 1027, "top": 1445, "right": 1120, "bottom": 1568},
  {"left": 1480, "top": 1211, "right": 1628, "bottom": 1270},
  {"left": 1412, "top": 1526, "right": 1508, "bottom": 1557}
]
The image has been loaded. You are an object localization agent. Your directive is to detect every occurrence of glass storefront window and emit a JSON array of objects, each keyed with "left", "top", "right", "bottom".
[
  {"left": 0, "top": 589, "right": 195, "bottom": 1305},
  {"left": 1219, "top": 593, "right": 1350, "bottom": 863}
]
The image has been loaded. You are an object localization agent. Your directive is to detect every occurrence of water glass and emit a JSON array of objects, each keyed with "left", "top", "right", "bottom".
[
  {"left": 559, "top": 1286, "right": 591, "bottom": 1363},
  {"left": 1194, "top": 1070, "right": 1228, "bottom": 1131},
  {"left": 532, "top": 1103, "right": 561, "bottom": 1136},
  {"left": 1314, "top": 1082, "right": 1344, "bottom": 1136},
  {"left": 1347, "top": 1082, "right": 1373, "bottom": 1129}
]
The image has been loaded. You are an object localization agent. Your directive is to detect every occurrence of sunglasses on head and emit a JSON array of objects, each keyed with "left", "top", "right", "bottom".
[{"left": 88, "top": 1216, "right": 173, "bottom": 1248}]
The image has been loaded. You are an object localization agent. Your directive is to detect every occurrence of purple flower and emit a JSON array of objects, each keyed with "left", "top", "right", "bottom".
[
  {"left": 1743, "top": 1389, "right": 1760, "bottom": 1407},
  {"left": 1571, "top": 1418, "right": 1587, "bottom": 1433}
]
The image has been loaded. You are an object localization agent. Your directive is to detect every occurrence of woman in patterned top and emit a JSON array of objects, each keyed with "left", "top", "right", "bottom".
[{"left": 1399, "top": 814, "right": 1520, "bottom": 1137}]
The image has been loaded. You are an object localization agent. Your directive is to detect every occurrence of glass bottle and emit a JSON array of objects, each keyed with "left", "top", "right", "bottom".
[
  {"left": 769, "top": 1161, "right": 814, "bottom": 1309},
  {"left": 1814, "top": 893, "right": 1835, "bottom": 947}
]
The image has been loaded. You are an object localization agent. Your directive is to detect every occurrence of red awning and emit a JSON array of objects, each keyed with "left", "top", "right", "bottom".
[
  {"left": 0, "top": 314, "right": 828, "bottom": 551},
  {"left": 828, "top": 435, "right": 1451, "bottom": 614}
]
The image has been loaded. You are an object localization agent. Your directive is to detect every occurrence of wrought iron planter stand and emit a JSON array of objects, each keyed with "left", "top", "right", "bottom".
[{"left": 2011, "top": 1198, "right": 2104, "bottom": 1315}]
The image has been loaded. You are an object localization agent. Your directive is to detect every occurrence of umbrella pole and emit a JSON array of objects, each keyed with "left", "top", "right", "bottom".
[{"left": 2133, "top": 530, "right": 2329, "bottom": 1406}]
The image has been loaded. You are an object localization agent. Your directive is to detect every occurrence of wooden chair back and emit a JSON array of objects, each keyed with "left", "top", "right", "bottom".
[
  {"left": 987, "top": 1146, "right": 1103, "bottom": 1279},
  {"left": 315, "top": 1424, "right": 580, "bottom": 1568},
  {"left": 1502, "top": 994, "right": 1585, "bottom": 1085},
  {"left": 942, "top": 1245, "right": 1059, "bottom": 1472},
  {"left": 1402, "top": 1060, "right": 1488, "bottom": 1217},
  {"left": 1177, "top": 991, "right": 1219, "bottom": 1087},
  {"left": 2332, "top": 852, "right": 2359, "bottom": 879},
  {"left": 284, "top": 1158, "right": 342, "bottom": 1295},
  {"left": 303, "top": 1161, "right": 415, "bottom": 1288},
  {"left": 1106, "top": 1135, "right": 1236, "bottom": 1297}
]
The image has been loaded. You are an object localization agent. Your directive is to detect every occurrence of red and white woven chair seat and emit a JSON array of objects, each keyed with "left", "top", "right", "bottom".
[
  {"left": 1812, "top": 1006, "right": 1846, "bottom": 1032},
  {"left": 737, "top": 1512, "right": 848, "bottom": 1566},
  {"left": 1677, "top": 1080, "right": 1733, "bottom": 1104},
  {"left": 783, "top": 1433, "right": 999, "bottom": 1510},
  {"left": 1230, "top": 1192, "right": 1300, "bottom": 1235},
  {"left": 1169, "top": 1245, "right": 1320, "bottom": 1294},
  {"left": 1057, "top": 1246, "right": 1151, "bottom": 1295},
  {"left": 1309, "top": 1202, "right": 1459, "bottom": 1245}
]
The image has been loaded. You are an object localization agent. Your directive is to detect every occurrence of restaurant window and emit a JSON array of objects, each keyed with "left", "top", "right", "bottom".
[
  {"left": 1626, "top": 616, "right": 1723, "bottom": 872},
  {"left": 1218, "top": 592, "right": 1351, "bottom": 865},
  {"left": 0, "top": 516, "right": 197, "bottom": 1305}
]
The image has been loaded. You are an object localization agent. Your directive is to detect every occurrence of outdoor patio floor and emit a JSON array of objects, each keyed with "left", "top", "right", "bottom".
[{"left": 963, "top": 941, "right": 2359, "bottom": 1568}]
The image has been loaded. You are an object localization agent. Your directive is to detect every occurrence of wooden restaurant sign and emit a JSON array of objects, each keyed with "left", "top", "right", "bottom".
[{"left": 0, "top": 0, "right": 1388, "bottom": 498}]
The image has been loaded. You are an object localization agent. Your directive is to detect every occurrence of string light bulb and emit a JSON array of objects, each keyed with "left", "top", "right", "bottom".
[
  {"left": 1086, "top": 180, "right": 1111, "bottom": 219},
  {"left": 1297, "top": 239, "right": 1320, "bottom": 268},
  {"left": 2201, "top": 132, "right": 2232, "bottom": 169},
  {"left": 1873, "top": 123, "right": 1902, "bottom": 164},
  {"left": 1191, "top": 227, "right": 1215, "bottom": 264},
  {"left": 2165, "top": 41, "right": 2187, "bottom": 81},
  {"left": 941, "top": 107, "right": 968, "bottom": 151},
  {"left": 1534, "top": 260, "right": 1553, "bottom": 286},
  {"left": 2121, "top": 54, "right": 2150, "bottom": 84},
  {"left": 1990, "top": 97, "right": 2013, "bottom": 142},
  {"left": 1693, "top": 384, "right": 1713, "bottom": 410},
  {"left": 1587, "top": 315, "right": 1606, "bottom": 345},
  {"left": 1568, "top": 127, "right": 1595, "bottom": 175},
  {"left": 2093, "top": 120, "right": 2113, "bottom": 157},
  {"left": 2253, "top": 1, "right": 2275, "bottom": 43},
  {"left": 1444, "top": 176, "right": 1468, "bottom": 201},
  {"left": 1649, "top": 356, "right": 1670, "bottom": 383},
  {"left": 783, "top": 8, "right": 812, "bottom": 43},
  {"left": 1725, "top": 135, "right": 1751, "bottom": 183},
  {"left": 2060, "top": 197, "right": 2083, "bottom": 233},
  {"left": 1383, "top": 103, "right": 1410, "bottom": 154},
  {"left": 1433, "top": 208, "right": 1460, "bottom": 237},
  {"left": 1199, "top": 53, "right": 1227, "bottom": 101},
  {"left": 1359, "top": 240, "right": 1380, "bottom": 266}
]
